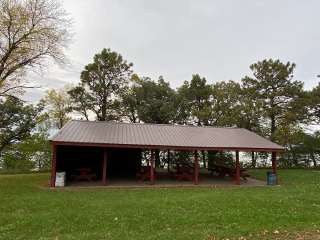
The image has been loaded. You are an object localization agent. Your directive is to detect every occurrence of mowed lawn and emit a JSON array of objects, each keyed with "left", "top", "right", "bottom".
[{"left": 0, "top": 170, "right": 320, "bottom": 240}]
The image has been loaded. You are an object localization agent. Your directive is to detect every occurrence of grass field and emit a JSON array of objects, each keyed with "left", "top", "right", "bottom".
[{"left": 0, "top": 170, "right": 320, "bottom": 240}]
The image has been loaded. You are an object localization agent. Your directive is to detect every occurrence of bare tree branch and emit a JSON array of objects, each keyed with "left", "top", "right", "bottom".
[
  {"left": 0, "top": 0, "right": 72, "bottom": 97},
  {"left": 0, "top": 84, "right": 40, "bottom": 96}
]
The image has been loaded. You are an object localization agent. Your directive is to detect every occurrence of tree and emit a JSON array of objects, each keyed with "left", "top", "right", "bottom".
[
  {"left": 136, "top": 75, "right": 177, "bottom": 124},
  {"left": 177, "top": 74, "right": 212, "bottom": 126},
  {"left": 242, "top": 59, "right": 304, "bottom": 141},
  {"left": 237, "top": 83, "right": 264, "bottom": 133},
  {"left": 68, "top": 48, "right": 133, "bottom": 121},
  {"left": 1, "top": 129, "right": 51, "bottom": 171},
  {"left": 210, "top": 81, "right": 243, "bottom": 127},
  {"left": 0, "top": 96, "right": 40, "bottom": 155},
  {"left": 121, "top": 86, "right": 139, "bottom": 123},
  {"left": 41, "top": 87, "right": 72, "bottom": 129},
  {"left": 0, "top": 0, "right": 71, "bottom": 97},
  {"left": 127, "top": 75, "right": 177, "bottom": 124},
  {"left": 309, "top": 83, "right": 320, "bottom": 123},
  {"left": 68, "top": 86, "right": 91, "bottom": 120},
  {"left": 275, "top": 125, "right": 320, "bottom": 168},
  {"left": 299, "top": 132, "right": 320, "bottom": 167}
]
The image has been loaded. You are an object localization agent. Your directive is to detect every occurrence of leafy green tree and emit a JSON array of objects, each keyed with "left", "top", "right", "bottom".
[
  {"left": 0, "top": 96, "right": 40, "bottom": 155},
  {"left": 68, "top": 86, "right": 94, "bottom": 121},
  {"left": 299, "top": 132, "right": 320, "bottom": 167},
  {"left": 210, "top": 81, "right": 242, "bottom": 127},
  {"left": 177, "top": 74, "right": 211, "bottom": 125},
  {"left": 121, "top": 86, "right": 139, "bottom": 123},
  {"left": 237, "top": 84, "right": 264, "bottom": 133},
  {"left": 1, "top": 146, "right": 35, "bottom": 171},
  {"left": 129, "top": 75, "right": 177, "bottom": 124},
  {"left": 242, "top": 59, "right": 304, "bottom": 141},
  {"left": 1, "top": 130, "right": 51, "bottom": 172},
  {"left": 41, "top": 87, "right": 72, "bottom": 129},
  {"left": 309, "top": 83, "right": 320, "bottom": 123},
  {"left": 68, "top": 48, "right": 133, "bottom": 121},
  {"left": 276, "top": 125, "right": 320, "bottom": 168},
  {"left": 0, "top": 0, "right": 71, "bottom": 97}
]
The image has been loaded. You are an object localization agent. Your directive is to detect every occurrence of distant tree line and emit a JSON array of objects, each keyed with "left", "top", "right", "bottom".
[{"left": 0, "top": 0, "right": 319, "bottom": 171}]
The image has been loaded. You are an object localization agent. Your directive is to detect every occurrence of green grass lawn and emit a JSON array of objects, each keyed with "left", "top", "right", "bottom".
[{"left": 0, "top": 170, "right": 320, "bottom": 240}]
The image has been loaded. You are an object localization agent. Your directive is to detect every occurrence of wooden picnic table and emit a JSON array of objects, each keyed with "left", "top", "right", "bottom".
[
  {"left": 208, "top": 164, "right": 250, "bottom": 180},
  {"left": 175, "top": 165, "right": 194, "bottom": 181},
  {"left": 72, "top": 168, "right": 97, "bottom": 182},
  {"left": 136, "top": 166, "right": 157, "bottom": 182}
]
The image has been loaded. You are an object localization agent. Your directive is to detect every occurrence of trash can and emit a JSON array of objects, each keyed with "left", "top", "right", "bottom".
[
  {"left": 55, "top": 172, "right": 66, "bottom": 187},
  {"left": 267, "top": 171, "right": 277, "bottom": 185}
]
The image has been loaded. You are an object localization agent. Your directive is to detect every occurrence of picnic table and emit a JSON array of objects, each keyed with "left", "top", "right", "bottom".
[
  {"left": 136, "top": 166, "right": 157, "bottom": 182},
  {"left": 72, "top": 168, "right": 97, "bottom": 181},
  {"left": 175, "top": 165, "right": 194, "bottom": 181},
  {"left": 208, "top": 164, "right": 250, "bottom": 180}
]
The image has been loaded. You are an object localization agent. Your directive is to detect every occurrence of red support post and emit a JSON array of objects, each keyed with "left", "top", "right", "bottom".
[
  {"left": 271, "top": 151, "right": 278, "bottom": 184},
  {"left": 150, "top": 150, "right": 155, "bottom": 185},
  {"left": 50, "top": 144, "right": 57, "bottom": 187},
  {"left": 102, "top": 148, "right": 107, "bottom": 185},
  {"left": 271, "top": 152, "right": 277, "bottom": 174},
  {"left": 194, "top": 150, "right": 199, "bottom": 185},
  {"left": 167, "top": 150, "right": 170, "bottom": 173},
  {"left": 251, "top": 151, "right": 255, "bottom": 168},
  {"left": 235, "top": 150, "right": 240, "bottom": 185}
]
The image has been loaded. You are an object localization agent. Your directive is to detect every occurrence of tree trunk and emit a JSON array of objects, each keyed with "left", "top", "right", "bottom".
[
  {"left": 59, "top": 118, "right": 64, "bottom": 129},
  {"left": 155, "top": 149, "right": 160, "bottom": 167},
  {"left": 310, "top": 152, "right": 317, "bottom": 168},
  {"left": 201, "top": 150, "right": 206, "bottom": 168},
  {"left": 101, "top": 102, "right": 107, "bottom": 121},
  {"left": 251, "top": 151, "right": 256, "bottom": 168},
  {"left": 101, "top": 89, "right": 107, "bottom": 121},
  {"left": 292, "top": 151, "right": 298, "bottom": 167},
  {"left": 167, "top": 150, "right": 170, "bottom": 172},
  {"left": 270, "top": 114, "right": 276, "bottom": 141}
]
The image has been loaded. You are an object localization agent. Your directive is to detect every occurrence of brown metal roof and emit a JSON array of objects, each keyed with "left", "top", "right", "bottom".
[{"left": 51, "top": 120, "right": 284, "bottom": 152}]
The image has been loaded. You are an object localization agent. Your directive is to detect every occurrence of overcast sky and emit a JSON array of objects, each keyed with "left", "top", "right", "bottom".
[{"left": 25, "top": 0, "right": 320, "bottom": 102}]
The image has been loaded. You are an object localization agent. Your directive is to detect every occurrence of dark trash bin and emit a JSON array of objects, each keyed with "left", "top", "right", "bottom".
[{"left": 267, "top": 171, "right": 277, "bottom": 185}]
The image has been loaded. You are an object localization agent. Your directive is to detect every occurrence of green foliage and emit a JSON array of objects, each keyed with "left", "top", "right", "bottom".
[
  {"left": 41, "top": 87, "right": 72, "bottom": 129},
  {"left": 308, "top": 83, "right": 320, "bottom": 123},
  {"left": 276, "top": 126, "right": 320, "bottom": 168},
  {"left": 207, "top": 151, "right": 234, "bottom": 168},
  {"left": 211, "top": 81, "right": 242, "bottom": 127},
  {"left": 124, "top": 75, "right": 177, "bottom": 124},
  {"left": 67, "top": 86, "right": 91, "bottom": 120},
  {"left": 1, "top": 131, "right": 51, "bottom": 172},
  {"left": 120, "top": 86, "right": 139, "bottom": 123},
  {"left": 237, "top": 84, "right": 264, "bottom": 133},
  {"left": 68, "top": 48, "right": 133, "bottom": 121},
  {"left": 242, "top": 59, "right": 305, "bottom": 140},
  {"left": 0, "top": 96, "right": 51, "bottom": 172},
  {"left": 0, "top": 96, "right": 40, "bottom": 154},
  {"left": 176, "top": 76, "right": 262, "bottom": 130},
  {"left": 172, "top": 151, "right": 193, "bottom": 167},
  {"left": 177, "top": 74, "right": 212, "bottom": 125}
]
